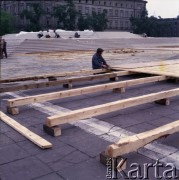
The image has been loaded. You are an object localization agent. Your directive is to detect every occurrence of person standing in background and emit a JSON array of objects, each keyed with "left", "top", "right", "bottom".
[
  {"left": 0, "top": 37, "right": 3, "bottom": 59},
  {"left": 2, "top": 39, "right": 7, "bottom": 58}
]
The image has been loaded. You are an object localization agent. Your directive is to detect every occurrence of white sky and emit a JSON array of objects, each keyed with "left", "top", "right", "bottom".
[{"left": 146, "top": 0, "right": 179, "bottom": 18}]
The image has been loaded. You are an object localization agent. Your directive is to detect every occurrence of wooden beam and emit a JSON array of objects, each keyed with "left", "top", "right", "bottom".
[
  {"left": 7, "top": 76, "right": 166, "bottom": 108},
  {"left": 0, "top": 111, "right": 52, "bottom": 149},
  {"left": 45, "top": 88, "right": 179, "bottom": 127},
  {"left": 105, "top": 120, "right": 179, "bottom": 158},
  {"left": 0, "top": 69, "right": 108, "bottom": 83},
  {"left": 1, "top": 71, "right": 130, "bottom": 93}
]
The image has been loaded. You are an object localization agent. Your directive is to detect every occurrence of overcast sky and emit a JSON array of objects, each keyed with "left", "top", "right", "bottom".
[{"left": 146, "top": 0, "right": 179, "bottom": 18}]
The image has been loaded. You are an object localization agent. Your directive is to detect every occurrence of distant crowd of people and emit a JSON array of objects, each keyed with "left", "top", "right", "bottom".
[
  {"left": 37, "top": 30, "right": 80, "bottom": 39},
  {"left": 0, "top": 37, "right": 7, "bottom": 59}
]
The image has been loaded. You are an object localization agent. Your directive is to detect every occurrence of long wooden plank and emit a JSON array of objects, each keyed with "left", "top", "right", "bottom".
[
  {"left": 7, "top": 76, "right": 166, "bottom": 108},
  {"left": 0, "top": 111, "right": 52, "bottom": 149},
  {"left": 0, "top": 71, "right": 130, "bottom": 93},
  {"left": 105, "top": 120, "right": 179, "bottom": 158},
  {"left": 46, "top": 88, "right": 179, "bottom": 127},
  {"left": 0, "top": 69, "right": 108, "bottom": 83}
]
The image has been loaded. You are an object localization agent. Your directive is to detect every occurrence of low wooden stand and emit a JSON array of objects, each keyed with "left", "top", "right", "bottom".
[
  {"left": 100, "top": 151, "right": 126, "bottom": 172},
  {"left": 43, "top": 124, "right": 61, "bottom": 137}
]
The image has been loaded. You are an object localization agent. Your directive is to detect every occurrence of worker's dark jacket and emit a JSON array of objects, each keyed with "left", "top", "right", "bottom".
[
  {"left": 3, "top": 41, "right": 7, "bottom": 50},
  {"left": 92, "top": 53, "right": 107, "bottom": 69}
]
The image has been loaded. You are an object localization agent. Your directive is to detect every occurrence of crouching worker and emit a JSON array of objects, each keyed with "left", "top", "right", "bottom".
[{"left": 92, "top": 48, "right": 110, "bottom": 70}]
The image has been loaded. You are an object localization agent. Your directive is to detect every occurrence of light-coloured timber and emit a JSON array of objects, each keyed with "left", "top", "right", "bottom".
[
  {"left": 7, "top": 76, "right": 166, "bottom": 108},
  {"left": 105, "top": 120, "right": 179, "bottom": 158},
  {"left": 0, "top": 111, "right": 52, "bottom": 149},
  {"left": 0, "top": 71, "right": 130, "bottom": 93},
  {"left": 0, "top": 69, "right": 108, "bottom": 83},
  {"left": 112, "top": 60, "right": 179, "bottom": 79},
  {"left": 112, "top": 59, "right": 179, "bottom": 69},
  {"left": 46, "top": 88, "right": 179, "bottom": 127}
]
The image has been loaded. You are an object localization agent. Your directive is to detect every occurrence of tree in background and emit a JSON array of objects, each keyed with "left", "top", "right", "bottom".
[
  {"left": 0, "top": 10, "right": 14, "bottom": 36},
  {"left": 130, "top": 8, "right": 149, "bottom": 35},
  {"left": 20, "top": 3, "right": 44, "bottom": 31},
  {"left": 77, "top": 10, "right": 108, "bottom": 31},
  {"left": 130, "top": 9, "right": 176, "bottom": 37},
  {"left": 53, "top": 4, "right": 67, "bottom": 29},
  {"left": 54, "top": 0, "right": 108, "bottom": 31},
  {"left": 77, "top": 15, "right": 91, "bottom": 31},
  {"left": 54, "top": 0, "right": 79, "bottom": 30},
  {"left": 90, "top": 10, "right": 108, "bottom": 31}
]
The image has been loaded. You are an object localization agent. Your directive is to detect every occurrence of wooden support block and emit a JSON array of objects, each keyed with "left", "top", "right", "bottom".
[
  {"left": 110, "top": 77, "right": 119, "bottom": 81},
  {"left": 43, "top": 124, "right": 61, "bottom": 137},
  {"left": 48, "top": 76, "right": 57, "bottom": 81},
  {"left": 100, "top": 151, "right": 126, "bottom": 172},
  {"left": 63, "top": 83, "right": 73, "bottom": 88},
  {"left": 7, "top": 107, "right": 19, "bottom": 115},
  {"left": 155, "top": 98, "right": 170, "bottom": 106},
  {"left": 113, "top": 87, "right": 125, "bottom": 93}
]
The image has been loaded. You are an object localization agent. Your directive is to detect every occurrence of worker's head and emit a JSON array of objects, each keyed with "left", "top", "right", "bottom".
[{"left": 96, "top": 48, "right": 104, "bottom": 55}]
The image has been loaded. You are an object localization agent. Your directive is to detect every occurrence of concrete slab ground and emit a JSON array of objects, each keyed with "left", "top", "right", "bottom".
[{"left": 0, "top": 37, "right": 179, "bottom": 180}]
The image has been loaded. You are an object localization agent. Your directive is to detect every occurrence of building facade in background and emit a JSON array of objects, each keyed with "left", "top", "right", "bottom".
[{"left": 1, "top": 0, "right": 147, "bottom": 31}]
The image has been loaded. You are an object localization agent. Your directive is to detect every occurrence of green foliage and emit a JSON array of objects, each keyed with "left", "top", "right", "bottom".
[
  {"left": 0, "top": 10, "right": 14, "bottom": 36},
  {"left": 90, "top": 11, "right": 108, "bottom": 31},
  {"left": 2, "top": 0, "right": 108, "bottom": 33},
  {"left": 77, "top": 15, "right": 91, "bottom": 31},
  {"left": 130, "top": 9, "right": 176, "bottom": 37},
  {"left": 20, "top": 3, "right": 44, "bottom": 31},
  {"left": 54, "top": 0, "right": 79, "bottom": 30},
  {"left": 77, "top": 11, "right": 108, "bottom": 31},
  {"left": 54, "top": 0, "right": 108, "bottom": 31}
]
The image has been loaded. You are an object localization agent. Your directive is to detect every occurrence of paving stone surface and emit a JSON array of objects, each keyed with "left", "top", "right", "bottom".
[{"left": 0, "top": 38, "right": 179, "bottom": 180}]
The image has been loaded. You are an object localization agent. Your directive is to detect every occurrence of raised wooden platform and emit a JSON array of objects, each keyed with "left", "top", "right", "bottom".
[{"left": 113, "top": 59, "right": 179, "bottom": 79}]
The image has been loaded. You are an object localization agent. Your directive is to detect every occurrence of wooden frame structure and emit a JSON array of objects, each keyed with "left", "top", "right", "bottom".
[
  {"left": 112, "top": 59, "right": 179, "bottom": 79},
  {"left": 7, "top": 75, "right": 166, "bottom": 115},
  {"left": 100, "top": 119, "right": 179, "bottom": 171},
  {"left": 45, "top": 88, "right": 179, "bottom": 128},
  {"left": 1, "top": 71, "right": 130, "bottom": 93},
  {"left": 0, "top": 69, "right": 108, "bottom": 83},
  {"left": 105, "top": 120, "right": 179, "bottom": 158}
]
